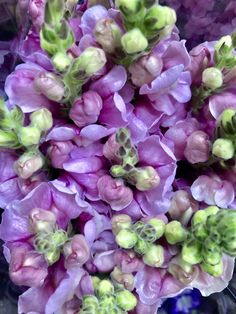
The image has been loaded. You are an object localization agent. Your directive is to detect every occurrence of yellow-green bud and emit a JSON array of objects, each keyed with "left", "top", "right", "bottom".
[
  {"left": 0, "top": 130, "right": 20, "bottom": 149},
  {"left": 134, "top": 238, "right": 150, "bottom": 255},
  {"left": 144, "top": 5, "right": 176, "bottom": 32},
  {"left": 121, "top": 29, "right": 148, "bottom": 54},
  {"left": 116, "top": 0, "right": 142, "bottom": 15},
  {"left": 202, "top": 239, "right": 222, "bottom": 266},
  {"left": 165, "top": 221, "right": 187, "bottom": 245},
  {"left": 18, "top": 126, "right": 41, "bottom": 147},
  {"left": 200, "top": 260, "right": 223, "bottom": 277},
  {"left": 212, "top": 138, "right": 235, "bottom": 160},
  {"left": 51, "top": 230, "right": 68, "bottom": 246},
  {"left": 215, "top": 35, "right": 232, "bottom": 53},
  {"left": 92, "top": 276, "right": 101, "bottom": 291},
  {"left": 116, "top": 290, "right": 137, "bottom": 311},
  {"left": 45, "top": 249, "right": 61, "bottom": 265},
  {"left": 30, "top": 108, "right": 53, "bottom": 132},
  {"left": 204, "top": 206, "right": 220, "bottom": 216},
  {"left": 97, "top": 279, "right": 114, "bottom": 297},
  {"left": 182, "top": 240, "right": 202, "bottom": 265},
  {"left": 115, "top": 229, "right": 138, "bottom": 249},
  {"left": 220, "top": 108, "right": 236, "bottom": 133},
  {"left": 142, "top": 244, "right": 164, "bottom": 267},
  {"left": 147, "top": 218, "right": 166, "bottom": 239},
  {"left": 111, "top": 214, "right": 132, "bottom": 235},
  {"left": 52, "top": 52, "right": 72, "bottom": 72},
  {"left": 202, "top": 67, "right": 223, "bottom": 90}
]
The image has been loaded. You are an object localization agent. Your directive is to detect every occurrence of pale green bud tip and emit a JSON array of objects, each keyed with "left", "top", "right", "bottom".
[
  {"left": 111, "top": 214, "right": 132, "bottom": 235},
  {"left": 97, "top": 279, "right": 114, "bottom": 296},
  {"left": 116, "top": 290, "right": 137, "bottom": 311},
  {"left": 52, "top": 52, "right": 71, "bottom": 72},
  {"left": 148, "top": 218, "right": 166, "bottom": 239},
  {"left": 77, "top": 47, "right": 107, "bottom": 75},
  {"left": 82, "top": 295, "right": 99, "bottom": 307},
  {"left": 116, "top": 0, "right": 142, "bottom": 14},
  {"left": 215, "top": 35, "right": 232, "bottom": 52},
  {"left": 51, "top": 230, "right": 68, "bottom": 246},
  {"left": 133, "top": 166, "right": 160, "bottom": 191},
  {"left": 115, "top": 229, "right": 137, "bottom": 249},
  {"left": 110, "top": 165, "right": 127, "bottom": 178},
  {"left": 0, "top": 130, "right": 20, "bottom": 148},
  {"left": 143, "top": 244, "right": 164, "bottom": 267},
  {"left": 30, "top": 108, "right": 53, "bottom": 132},
  {"left": 18, "top": 126, "right": 41, "bottom": 147},
  {"left": 200, "top": 260, "right": 223, "bottom": 277},
  {"left": 92, "top": 276, "right": 101, "bottom": 290},
  {"left": 121, "top": 29, "right": 148, "bottom": 54},
  {"left": 134, "top": 238, "right": 150, "bottom": 255},
  {"left": 45, "top": 249, "right": 61, "bottom": 265},
  {"left": 182, "top": 241, "right": 202, "bottom": 265},
  {"left": 212, "top": 138, "right": 234, "bottom": 160},
  {"left": 204, "top": 206, "right": 219, "bottom": 216},
  {"left": 192, "top": 210, "right": 208, "bottom": 226},
  {"left": 221, "top": 108, "right": 236, "bottom": 128},
  {"left": 202, "top": 67, "right": 223, "bottom": 90},
  {"left": 144, "top": 5, "right": 176, "bottom": 31},
  {"left": 165, "top": 221, "right": 187, "bottom": 244}
]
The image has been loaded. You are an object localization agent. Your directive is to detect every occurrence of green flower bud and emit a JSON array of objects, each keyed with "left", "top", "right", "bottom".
[
  {"left": 192, "top": 210, "right": 208, "bottom": 226},
  {"left": 202, "top": 239, "right": 222, "bottom": 266},
  {"left": 192, "top": 224, "right": 208, "bottom": 241},
  {"left": 0, "top": 130, "right": 20, "bottom": 149},
  {"left": 81, "top": 295, "right": 99, "bottom": 313},
  {"left": 144, "top": 5, "right": 176, "bottom": 32},
  {"left": 204, "top": 206, "right": 220, "bottom": 216},
  {"left": 215, "top": 35, "right": 232, "bottom": 54},
  {"left": 18, "top": 126, "right": 41, "bottom": 147},
  {"left": 127, "top": 166, "right": 160, "bottom": 191},
  {"left": 116, "top": 290, "right": 137, "bottom": 311},
  {"left": 97, "top": 279, "right": 114, "bottom": 297},
  {"left": 142, "top": 244, "right": 164, "bottom": 267},
  {"left": 51, "top": 229, "right": 68, "bottom": 246},
  {"left": 71, "top": 47, "right": 107, "bottom": 77},
  {"left": 111, "top": 214, "right": 132, "bottom": 235},
  {"left": 212, "top": 138, "right": 235, "bottom": 160},
  {"left": 121, "top": 29, "right": 148, "bottom": 54},
  {"left": 115, "top": 229, "right": 138, "bottom": 249},
  {"left": 165, "top": 221, "right": 187, "bottom": 245},
  {"left": 222, "top": 236, "right": 236, "bottom": 256},
  {"left": 52, "top": 52, "right": 72, "bottom": 72},
  {"left": 200, "top": 260, "right": 223, "bottom": 277},
  {"left": 110, "top": 165, "right": 128, "bottom": 178},
  {"left": 202, "top": 67, "right": 223, "bottom": 90},
  {"left": 30, "top": 108, "right": 53, "bottom": 132},
  {"left": 220, "top": 108, "right": 236, "bottom": 134},
  {"left": 40, "top": 24, "right": 59, "bottom": 56},
  {"left": 0, "top": 101, "right": 24, "bottom": 130},
  {"left": 147, "top": 218, "right": 166, "bottom": 239},
  {"left": 134, "top": 238, "right": 150, "bottom": 255},
  {"left": 116, "top": 128, "right": 130, "bottom": 145},
  {"left": 45, "top": 248, "right": 61, "bottom": 265},
  {"left": 182, "top": 240, "right": 202, "bottom": 265},
  {"left": 44, "top": 0, "right": 65, "bottom": 26},
  {"left": 116, "top": 0, "right": 142, "bottom": 15},
  {"left": 92, "top": 276, "right": 101, "bottom": 291}
]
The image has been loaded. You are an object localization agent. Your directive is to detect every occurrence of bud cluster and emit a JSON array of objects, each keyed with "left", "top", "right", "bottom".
[
  {"left": 212, "top": 108, "right": 236, "bottom": 161},
  {"left": 110, "top": 128, "right": 160, "bottom": 191},
  {"left": 79, "top": 277, "right": 137, "bottom": 313},
  {"left": 112, "top": 214, "right": 166, "bottom": 268},
  {"left": 32, "top": 214, "right": 68, "bottom": 265},
  {"left": 214, "top": 34, "right": 236, "bottom": 70},
  {"left": 181, "top": 207, "right": 236, "bottom": 277}
]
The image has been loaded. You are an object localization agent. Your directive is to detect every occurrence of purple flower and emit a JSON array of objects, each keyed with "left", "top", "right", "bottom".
[
  {"left": 63, "top": 234, "right": 90, "bottom": 269},
  {"left": 69, "top": 91, "right": 103, "bottom": 128},
  {"left": 97, "top": 175, "right": 133, "bottom": 210},
  {"left": 191, "top": 175, "right": 235, "bottom": 208},
  {"left": 28, "top": 0, "right": 46, "bottom": 31},
  {"left": 48, "top": 140, "right": 75, "bottom": 169},
  {"left": 9, "top": 243, "right": 48, "bottom": 287},
  {"left": 184, "top": 130, "right": 210, "bottom": 164}
]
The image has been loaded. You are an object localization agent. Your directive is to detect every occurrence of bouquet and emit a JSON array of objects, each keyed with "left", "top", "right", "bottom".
[{"left": 0, "top": 0, "right": 236, "bottom": 313}]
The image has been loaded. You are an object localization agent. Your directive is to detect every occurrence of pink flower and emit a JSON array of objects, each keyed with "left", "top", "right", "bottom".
[
  {"left": 97, "top": 175, "right": 133, "bottom": 210},
  {"left": 69, "top": 91, "right": 103, "bottom": 128}
]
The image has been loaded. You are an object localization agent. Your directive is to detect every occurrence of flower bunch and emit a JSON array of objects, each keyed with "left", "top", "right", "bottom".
[{"left": 0, "top": 0, "right": 236, "bottom": 313}]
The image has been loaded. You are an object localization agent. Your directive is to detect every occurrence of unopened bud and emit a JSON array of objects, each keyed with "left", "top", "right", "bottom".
[
  {"left": 182, "top": 240, "right": 202, "bottom": 265},
  {"left": 14, "top": 151, "right": 44, "bottom": 179},
  {"left": 142, "top": 244, "right": 164, "bottom": 267},
  {"left": 144, "top": 5, "right": 176, "bottom": 32},
  {"left": 220, "top": 108, "right": 236, "bottom": 134},
  {"left": 116, "top": 290, "right": 137, "bottom": 311},
  {"left": 97, "top": 279, "right": 114, "bottom": 297},
  {"left": 0, "top": 130, "right": 20, "bottom": 149},
  {"left": 147, "top": 218, "right": 166, "bottom": 239},
  {"left": 184, "top": 131, "right": 210, "bottom": 164},
  {"left": 116, "top": 0, "right": 142, "bottom": 15},
  {"left": 111, "top": 267, "right": 135, "bottom": 291},
  {"left": 134, "top": 238, "right": 150, "bottom": 255},
  {"left": 115, "top": 229, "right": 138, "bottom": 249},
  {"left": 34, "top": 72, "right": 65, "bottom": 102},
  {"left": 212, "top": 138, "right": 235, "bottom": 160},
  {"left": 94, "top": 18, "right": 122, "bottom": 54},
  {"left": 128, "top": 166, "right": 160, "bottom": 191},
  {"left": 165, "top": 221, "right": 187, "bottom": 244},
  {"left": 202, "top": 67, "right": 223, "bottom": 90},
  {"left": 18, "top": 126, "right": 41, "bottom": 147},
  {"left": 52, "top": 52, "right": 72, "bottom": 72},
  {"left": 200, "top": 260, "right": 223, "bottom": 277},
  {"left": 215, "top": 35, "right": 232, "bottom": 53},
  {"left": 72, "top": 47, "right": 106, "bottom": 76},
  {"left": 121, "top": 29, "right": 148, "bottom": 54},
  {"left": 44, "top": 249, "right": 61, "bottom": 265},
  {"left": 202, "top": 239, "right": 222, "bottom": 266},
  {"left": 111, "top": 214, "right": 132, "bottom": 235},
  {"left": 30, "top": 108, "right": 53, "bottom": 132}
]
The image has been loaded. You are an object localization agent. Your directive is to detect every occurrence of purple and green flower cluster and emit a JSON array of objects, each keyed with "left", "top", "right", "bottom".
[{"left": 0, "top": 0, "right": 236, "bottom": 313}]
